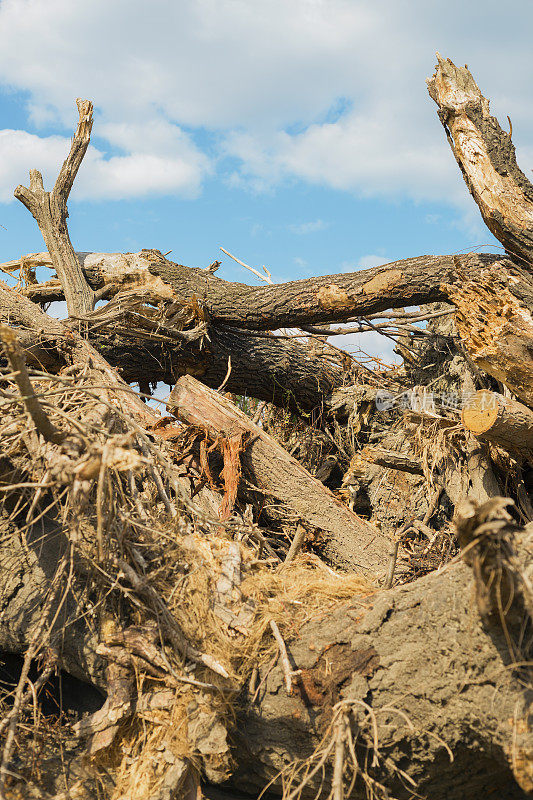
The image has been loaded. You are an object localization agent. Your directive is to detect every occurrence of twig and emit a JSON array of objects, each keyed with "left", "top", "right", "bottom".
[
  {"left": 252, "top": 400, "right": 267, "bottom": 425},
  {"left": 0, "top": 662, "right": 55, "bottom": 738},
  {"left": 0, "top": 323, "right": 66, "bottom": 445},
  {"left": 280, "top": 524, "right": 306, "bottom": 569},
  {"left": 384, "top": 519, "right": 412, "bottom": 589},
  {"left": 384, "top": 539, "right": 400, "bottom": 590},
  {"left": 217, "top": 356, "right": 232, "bottom": 392},
  {"left": 220, "top": 247, "right": 273, "bottom": 284},
  {"left": 116, "top": 558, "right": 229, "bottom": 678},
  {"left": 96, "top": 441, "right": 111, "bottom": 561},
  {"left": 138, "top": 438, "right": 177, "bottom": 519},
  {"left": 269, "top": 619, "right": 295, "bottom": 694},
  {"left": 332, "top": 713, "right": 347, "bottom": 800}
]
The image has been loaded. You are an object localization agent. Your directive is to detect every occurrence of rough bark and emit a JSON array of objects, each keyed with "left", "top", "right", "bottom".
[
  {"left": 428, "top": 54, "right": 533, "bottom": 270},
  {"left": 462, "top": 390, "right": 533, "bottom": 454},
  {"left": 168, "top": 375, "right": 391, "bottom": 576},
  {"left": 17, "top": 249, "right": 531, "bottom": 327},
  {"left": 12, "top": 249, "right": 533, "bottom": 416},
  {"left": 229, "top": 504, "right": 532, "bottom": 799}
]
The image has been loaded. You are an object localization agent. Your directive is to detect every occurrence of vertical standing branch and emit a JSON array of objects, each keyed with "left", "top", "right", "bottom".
[{"left": 14, "top": 99, "right": 95, "bottom": 317}]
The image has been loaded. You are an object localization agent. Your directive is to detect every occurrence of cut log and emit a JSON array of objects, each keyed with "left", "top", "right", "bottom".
[
  {"left": 359, "top": 445, "right": 424, "bottom": 475},
  {"left": 428, "top": 55, "right": 533, "bottom": 270},
  {"left": 168, "top": 375, "right": 391, "bottom": 577},
  {"left": 462, "top": 390, "right": 533, "bottom": 454}
]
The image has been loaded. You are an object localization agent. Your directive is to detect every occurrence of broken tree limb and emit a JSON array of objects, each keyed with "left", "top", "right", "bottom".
[
  {"left": 11, "top": 248, "right": 533, "bottom": 416},
  {"left": 168, "top": 375, "right": 391, "bottom": 576},
  {"left": 0, "top": 323, "right": 67, "bottom": 445},
  {"left": 428, "top": 54, "right": 533, "bottom": 270},
  {"left": 462, "top": 390, "right": 533, "bottom": 454},
  {"left": 444, "top": 257, "right": 533, "bottom": 407},
  {"left": 14, "top": 249, "right": 525, "bottom": 328},
  {"left": 14, "top": 100, "right": 95, "bottom": 317}
]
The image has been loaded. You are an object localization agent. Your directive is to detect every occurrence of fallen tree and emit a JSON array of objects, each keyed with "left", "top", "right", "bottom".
[{"left": 0, "top": 55, "right": 531, "bottom": 800}]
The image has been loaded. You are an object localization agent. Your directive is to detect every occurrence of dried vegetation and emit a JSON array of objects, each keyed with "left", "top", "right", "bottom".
[{"left": 0, "top": 55, "right": 532, "bottom": 800}]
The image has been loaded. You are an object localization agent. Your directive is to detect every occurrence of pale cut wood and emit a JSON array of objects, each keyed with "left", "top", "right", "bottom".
[
  {"left": 428, "top": 54, "right": 533, "bottom": 270},
  {"left": 168, "top": 375, "right": 391, "bottom": 577},
  {"left": 14, "top": 99, "right": 95, "bottom": 317},
  {"left": 462, "top": 390, "right": 533, "bottom": 453},
  {"left": 444, "top": 257, "right": 533, "bottom": 408}
]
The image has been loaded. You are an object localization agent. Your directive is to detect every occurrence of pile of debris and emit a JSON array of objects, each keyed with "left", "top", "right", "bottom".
[{"left": 0, "top": 55, "right": 531, "bottom": 799}]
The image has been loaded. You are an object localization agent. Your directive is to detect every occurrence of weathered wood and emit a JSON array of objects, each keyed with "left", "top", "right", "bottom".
[
  {"left": 14, "top": 100, "right": 95, "bottom": 317},
  {"left": 462, "top": 390, "right": 533, "bottom": 453},
  {"left": 12, "top": 248, "right": 533, "bottom": 416},
  {"left": 359, "top": 445, "right": 424, "bottom": 475},
  {"left": 168, "top": 375, "right": 391, "bottom": 576},
  {"left": 231, "top": 504, "right": 532, "bottom": 799},
  {"left": 444, "top": 257, "right": 533, "bottom": 408},
  {"left": 14, "top": 249, "right": 528, "bottom": 328},
  {"left": 428, "top": 55, "right": 533, "bottom": 270}
]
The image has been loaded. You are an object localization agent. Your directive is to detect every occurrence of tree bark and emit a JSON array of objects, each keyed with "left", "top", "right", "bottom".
[
  {"left": 229, "top": 503, "right": 532, "bottom": 799},
  {"left": 428, "top": 54, "right": 533, "bottom": 271},
  {"left": 12, "top": 249, "right": 533, "bottom": 415},
  {"left": 462, "top": 390, "right": 533, "bottom": 454},
  {"left": 358, "top": 445, "right": 424, "bottom": 475},
  {"left": 169, "top": 375, "right": 391, "bottom": 576}
]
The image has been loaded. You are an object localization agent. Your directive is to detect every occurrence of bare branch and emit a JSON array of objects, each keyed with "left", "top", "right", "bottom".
[
  {"left": 14, "top": 100, "right": 95, "bottom": 317},
  {"left": 0, "top": 323, "right": 67, "bottom": 445}
]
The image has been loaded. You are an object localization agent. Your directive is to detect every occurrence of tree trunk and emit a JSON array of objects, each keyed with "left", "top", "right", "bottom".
[
  {"left": 229, "top": 501, "right": 532, "bottom": 799},
  {"left": 12, "top": 249, "right": 533, "bottom": 415}
]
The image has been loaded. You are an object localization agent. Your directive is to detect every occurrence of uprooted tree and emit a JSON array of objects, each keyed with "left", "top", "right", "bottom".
[{"left": 0, "top": 55, "right": 531, "bottom": 800}]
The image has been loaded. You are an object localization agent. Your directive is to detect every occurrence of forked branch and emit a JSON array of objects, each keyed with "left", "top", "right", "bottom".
[{"left": 14, "top": 99, "right": 95, "bottom": 317}]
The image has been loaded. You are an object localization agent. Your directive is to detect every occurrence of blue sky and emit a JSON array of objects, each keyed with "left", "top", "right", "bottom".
[{"left": 0, "top": 0, "right": 531, "bottom": 360}]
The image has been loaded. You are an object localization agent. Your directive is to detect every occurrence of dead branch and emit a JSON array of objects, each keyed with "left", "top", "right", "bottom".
[
  {"left": 168, "top": 375, "right": 391, "bottom": 576},
  {"left": 0, "top": 323, "right": 67, "bottom": 445},
  {"left": 428, "top": 54, "right": 533, "bottom": 270},
  {"left": 14, "top": 100, "right": 95, "bottom": 317}
]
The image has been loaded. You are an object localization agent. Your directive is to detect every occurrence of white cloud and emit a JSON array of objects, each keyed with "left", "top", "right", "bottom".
[
  {"left": 357, "top": 254, "right": 391, "bottom": 269},
  {"left": 0, "top": 0, "right": 531, "bottom": 204},
  {"left": 0, "top": 123, "right": 209, "bottom": 202},
  {"left": 332, "top": 331, "right": 399, "bottom": 365},
  {"left": 288, "top": 219, "right": 327, "bottom": 235}
]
